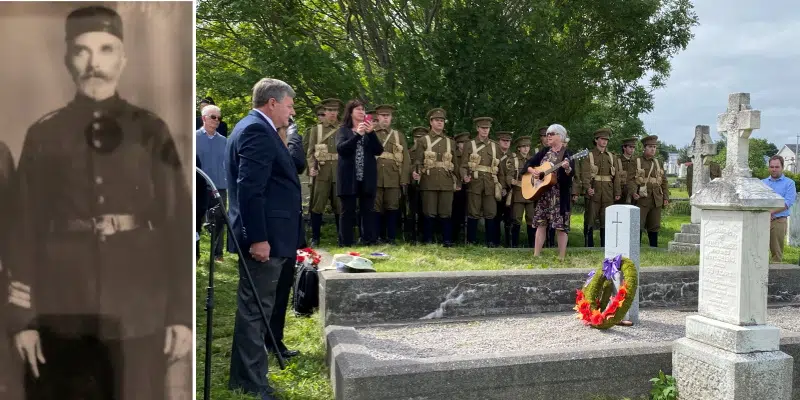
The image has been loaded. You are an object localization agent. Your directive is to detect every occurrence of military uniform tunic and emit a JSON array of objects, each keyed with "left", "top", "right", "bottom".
[
  {"left": 459, "top": 137, "right": 504, "bottom": 219},
  {"left": 374, "top": 128, "right": 411, "bottom": 212},
  {"left": 505, "top": 151, "right": 535, "bottom": 226},
  {"left": 413, "top": 132, "right": 457, "bottom": 218},
  {"left": 619, "top": 154, "right": 637, "bottom": 204},
  {"left": 11, "top": 93, "right": 191, "bottom": 399},
  {"left": 304, "top": 122, "right": 342, "bottom": 214},
  {"left": 634, "top": 155, "right": 669, "bottom": 232},
  {"left": 580, "top": 148, "right": 622, "bottom": 230}
]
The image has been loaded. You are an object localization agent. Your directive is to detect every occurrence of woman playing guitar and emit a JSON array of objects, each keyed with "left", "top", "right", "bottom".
[{"left": 523, "top": 124, "right": 575, "bottom": 261}]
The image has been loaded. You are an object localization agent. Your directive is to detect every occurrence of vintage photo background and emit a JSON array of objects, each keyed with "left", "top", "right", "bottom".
[
  {"left": 0, "top": 1, "right": 194, "bottom": 185},
  {"left": 0, "top": 1, "right": 194, "bottom": 397}
]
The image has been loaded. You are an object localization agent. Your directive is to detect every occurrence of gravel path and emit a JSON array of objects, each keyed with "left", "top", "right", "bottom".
[{"left": 358, "top": 307, "right": 800, "bottom": 361}]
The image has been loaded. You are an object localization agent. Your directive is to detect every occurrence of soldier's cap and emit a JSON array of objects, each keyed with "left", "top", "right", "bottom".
[
  {"left": 321, "top": 98, "right": 344, "bottom": 110},
  {"left": 622, "top": 137, "right": 637, "bottom": 146},
  {"left": 514, "top": 136, "right": 532, "bottom": 148},
  {"left": 200, "top": 97, "right": 215, "bottom": 105},
  {"left": 366, "top": 109, "right": 377, "bottom": 116},
  {"left": 314, "top": 104, "right": 325, "bottom": 116},
  {"left": 66, "top": 6, "right": 123, "bottom": 42},
  {"left": 412, "top": 126, "right": 429, "bottom": 137},
  {"left": 641, "top": 135, "right": 659, "bottom": 146},
  {"left": 374, "top": 104, "right": 395, "bottom": 115},
  {"left": 537, "top": 126, "right": 549, "bottom": 136},
  {"left": 593, "top": 128, "right": 612, "bottom": 140},
  {"left": 473, "top": 117, "right": 493, "bottom": 128},
  {"left": 454, "top": 132, "right": 470, "bottom": 143},
  {"left": 495, "top": 131, "right": 513, "bottom": 141},
  {"left": 426, "top": 108, "right": 446, "bottom": 120}
]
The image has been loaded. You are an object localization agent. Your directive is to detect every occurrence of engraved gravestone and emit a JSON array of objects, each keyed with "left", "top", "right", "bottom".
[
  {"left": 603, "top": 205, "right": 640, "bottom": 324},
  {"left": 672, "top": 93, "right": 793, "bottom": 400}
]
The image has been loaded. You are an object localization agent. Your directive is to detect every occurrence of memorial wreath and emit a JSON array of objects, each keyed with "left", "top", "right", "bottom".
[
  {"left": 296, "top": 247, "right": 322, "bottom": 268},
  {"left": 574, "top": 254, "right": 638, "bottom": 329}
]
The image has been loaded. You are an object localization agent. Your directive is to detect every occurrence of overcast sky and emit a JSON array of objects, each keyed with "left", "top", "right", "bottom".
[{"left": 641, "top": 0, "right": 800, "bottom": 150}]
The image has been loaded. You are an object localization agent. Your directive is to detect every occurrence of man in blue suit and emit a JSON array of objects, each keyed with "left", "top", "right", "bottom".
[{"left": 225, "top": 78, "right": 301, "bottom": 400}]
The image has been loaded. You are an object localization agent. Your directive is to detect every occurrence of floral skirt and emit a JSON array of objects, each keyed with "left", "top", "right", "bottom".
[{"left": 533, "top": 185, "right": 570, "bottom": 232}]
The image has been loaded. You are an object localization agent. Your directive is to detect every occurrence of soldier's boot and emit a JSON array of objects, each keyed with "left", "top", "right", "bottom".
[
  {"left": 504, "top": 223, "right": 512, "bottom": 248},
  {"left": 547, "top": 227, "right": 556, "bottom": 248},
  {"left": 586, "top": 228, "right": 595, "bottom": 248},
  {"left": 334, "top": 213, "right": 343, "bottom": 246},
  {"left": 599, "top": 228, "right": 606, "bottom": 247},
  {"left": 648, "top": 231, "right": 659, "bottom": 248},
  {"left": 441, "top": 218, "right": 454, "bottom": 247},
  {"left": 485, "top": 219, "right": 497, "bottom": 248},
  {"left": 310, "top": 212, "right": 323, "bottom": 247},
  {"left": 511, "top": 224, "right": 521, "bottom": 248},
  {"left": 527, "top": 226, "right": 536, "bottom": 248},
  {"left": 423, "top": 217, "right": 434, "bottom": 244},
  {"left": 386, "top": 211, "right": 398, "bottom": 245},
  {"left": 466, "top": 218, "right": 479, "bottom": 245}
]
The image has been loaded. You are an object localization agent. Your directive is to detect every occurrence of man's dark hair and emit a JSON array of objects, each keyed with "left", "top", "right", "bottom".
[{"left": 770, "top": 155, "right": 784, "bottom": 168}]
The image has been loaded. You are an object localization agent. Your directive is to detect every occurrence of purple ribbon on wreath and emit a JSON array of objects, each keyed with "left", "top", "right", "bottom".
[
  {"left": 602, "top": 254, "right": 623, "bottom": 281},
  {"left": 584, "top": 270, "right": 595, "bottom": 287}
]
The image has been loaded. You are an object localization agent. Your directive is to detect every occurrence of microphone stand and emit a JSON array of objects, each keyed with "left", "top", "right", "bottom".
[{"left": 197, "top": 168, "right": 286, "bottom": 400}]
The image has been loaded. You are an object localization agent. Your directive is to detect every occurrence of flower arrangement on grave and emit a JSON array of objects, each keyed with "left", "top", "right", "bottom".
[
  {"left": 296, "top": 247, "right": 322, "bottom": 269},
  {"left": 574, "top": 254, "right": 638, "bottom": 329}
]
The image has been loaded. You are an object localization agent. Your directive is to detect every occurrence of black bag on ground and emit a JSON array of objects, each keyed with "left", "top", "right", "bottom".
[{"left": 292, "top": 263, "right": 319, "bottom": 317}]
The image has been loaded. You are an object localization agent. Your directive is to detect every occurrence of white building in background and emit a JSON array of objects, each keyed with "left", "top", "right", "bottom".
[
  {"left": 776, "top": 144, "right": 798, "bottom": 172},
  {"left": 666, "top": 152, "right": 679, "bottom": 175}
]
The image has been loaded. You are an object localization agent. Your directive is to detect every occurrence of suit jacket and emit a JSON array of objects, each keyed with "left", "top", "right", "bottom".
[
  {"left": 336, "top": 127, "right": 384, "bottom": 196},
  {"left": 226, "top": 110, "right": 302, "bottom": 258},
  {"left": 286, "top": 120, "right": 305, "bottom": 174}
]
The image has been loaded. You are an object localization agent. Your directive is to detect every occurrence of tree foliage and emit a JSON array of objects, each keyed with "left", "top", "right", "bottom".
[{"left": 196, "top": 0, "right": 698, "bottom": 144}]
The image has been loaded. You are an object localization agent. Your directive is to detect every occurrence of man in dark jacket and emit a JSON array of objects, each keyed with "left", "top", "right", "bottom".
[{"left": 11, "top": 6, "right": 192, "bottom": 399}]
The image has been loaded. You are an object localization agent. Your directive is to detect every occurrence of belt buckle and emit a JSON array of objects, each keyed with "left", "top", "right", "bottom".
[{"left": 92, "top": 215, "right": 118, "bottom": 236}]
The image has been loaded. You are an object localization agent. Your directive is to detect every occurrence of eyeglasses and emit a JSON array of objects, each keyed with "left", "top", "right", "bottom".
[
  {"left": 206, "top": 115, "right": 220, "bottom": 120},
  {"left": 546, "top": 132, "right": 558, "bottom": 136}
]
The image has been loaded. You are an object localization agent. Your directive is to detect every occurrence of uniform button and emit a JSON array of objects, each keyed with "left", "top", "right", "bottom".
[
  {"left": 92, "top": 122, "right": 101, "bottom": 130},
  {"left": 99, "top": 235, "right": 106, "bottom": 242},
  {"left": 95, "top": 176, "right": 103, "bottom": 184},
  {"left": 98, "top": 195, "right": 105, "bottom": 204},
  {"left": 93, "top": 139, "right": 102, "bottom": 148},
  {"left": 93, "top": 111, "right": 102, "bottom": 118}
]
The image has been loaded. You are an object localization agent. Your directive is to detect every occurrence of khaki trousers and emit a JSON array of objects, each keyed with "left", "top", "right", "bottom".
[{"left": 770, "top": 217, "right": 788, "bottom": 263}]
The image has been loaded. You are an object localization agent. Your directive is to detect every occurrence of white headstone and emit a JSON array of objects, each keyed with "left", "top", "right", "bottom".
[
  {"left": 689, "top": 125, "right": 717, "bottom": 224},
  {"left": 789, "top": 196, "right": 800, "bottom": 247},
  {"left": 673, "top": 93, "right": 793, "bottom": 400},
  {"left": 604, "top": 204, "right": 640, "bottom": 324}
]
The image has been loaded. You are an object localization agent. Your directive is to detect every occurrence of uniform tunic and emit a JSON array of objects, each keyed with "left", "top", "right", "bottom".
[
  {"left": 374, "top": 128, "right": 411, "bottom": 212},
  {"left": 459, "top": 137, "right": 504, "bottom": 219},
  {"left": 413, "top": 132, "right": 457, "bottom": 218},
  {"left": 304, "top": 122, "right": 341, "bottom": 214},
  {"left": 580, "top": 148, "right": 622, "bottom": 230},
  {"left": 505, "top": 151, "right": 535, "bottom": 226},
  {"left": 634, "top": 155, "right": 669, "bottom": 232},
  {"left": 619, "top": 154, "right": 637, "bottom": 204},
  {"left": 11, "top": 93, "right": 191, "bottom": 399}
]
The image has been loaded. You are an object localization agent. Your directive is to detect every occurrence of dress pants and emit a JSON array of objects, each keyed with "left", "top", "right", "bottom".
[
  {"left": 339, "top": 182, "right": 376, "bottom": 246},
  {"left": 208, "top": 189, "right": 227, "bottom": 257},
  {"left": 25, "top": 328, "right": 166, "bottom": 400},
  {"left": 229, "top": 255, "right": 286, "bottom": 396},
  {"left": 267, "top": 258, "right": 296, "bottom": 352}
]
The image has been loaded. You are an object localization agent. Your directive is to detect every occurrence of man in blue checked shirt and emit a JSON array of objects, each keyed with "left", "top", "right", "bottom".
[{"left": 763, "top": 155, "right": 797, "bottom": 262}]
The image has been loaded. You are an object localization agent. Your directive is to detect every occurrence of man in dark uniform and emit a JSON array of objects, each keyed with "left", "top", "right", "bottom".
[
  {"left": 451, "top": 132, "right": 470, "bottom": 244},
  {"left": 11, "top": 6, "right": 192, "bottom": 399},
  {"left": 495, "top": 131, "right": 513, "bottom": 247},
  {"left": 406, "top": 126, "right": 429, "bottom": 244}
]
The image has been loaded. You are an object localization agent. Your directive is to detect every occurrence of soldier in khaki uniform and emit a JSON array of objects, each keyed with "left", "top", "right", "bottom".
[
  {"left": 632, "top": 135, "right": 670, "bottom": 247},
  {"left": 617, "top": 137, "right": 638, "bottom": 204},
  {"left": 460, "top": 117, "right": 505, "bottom": 247},
  {"left": 580, "top": 128, "right": 621, "bottom": 247},
  {"left": 495, "top": 131, "right": 513, "bottom": 247},
  {"left": 315, "top": 104, "right": 326, "bottom": 123},
  {"left": 451, "top": 132, "right": 471, "bottom": 244},
  {"left": 413, "top": 109, "right": 458, "bottom": 246},
  {"left": 505, "top": 136, "right": 536, "bottom": 247},
  {"left": 305, "top": 98, "right": 344, "bottom": 246},
  {"left": 406, "top": 126, "right": 429, "bottom": 243},
  {"left": 373, "top": 105, "right": 411, "bottom": 244}
]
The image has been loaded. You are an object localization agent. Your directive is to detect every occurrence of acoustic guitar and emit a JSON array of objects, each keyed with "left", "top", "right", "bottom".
[{"left": 521, "top": 148, "right": 589, "bottom": 201}]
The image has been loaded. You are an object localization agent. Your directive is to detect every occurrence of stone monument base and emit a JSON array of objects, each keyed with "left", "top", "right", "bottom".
[
  {"left": 668, "top": 223, "right": 700, "bottom": 252},
  {"left": 673, "top": 337, "right": 793, "bottom": 400}
]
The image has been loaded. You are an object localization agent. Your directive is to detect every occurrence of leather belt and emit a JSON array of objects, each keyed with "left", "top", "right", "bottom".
[
  {"left": 50, "top": 214, "right": 149, "bottom": 236},
  {"left": 593, "top": 175, "right": 612, "bottom": 182}
]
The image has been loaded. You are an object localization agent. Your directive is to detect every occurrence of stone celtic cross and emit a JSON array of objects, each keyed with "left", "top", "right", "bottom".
[
  {"left": 717, "top": 93, "right": 760, "bottom": 178},
  {"left": 689, "top": 125, "right": 717, "bottom": 223}
]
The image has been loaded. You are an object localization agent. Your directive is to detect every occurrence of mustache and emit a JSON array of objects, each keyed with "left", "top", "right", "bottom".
[{"left": 80, "top": 69, "right": 111, "bottom": 81}]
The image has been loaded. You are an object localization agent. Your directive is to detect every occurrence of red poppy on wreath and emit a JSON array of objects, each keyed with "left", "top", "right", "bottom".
[
  {"left": 348, "top": 251, "right": 360, "bottom": 256},
  {"left": 573, "top": 254, "right": 638, "bottom": 330}
]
